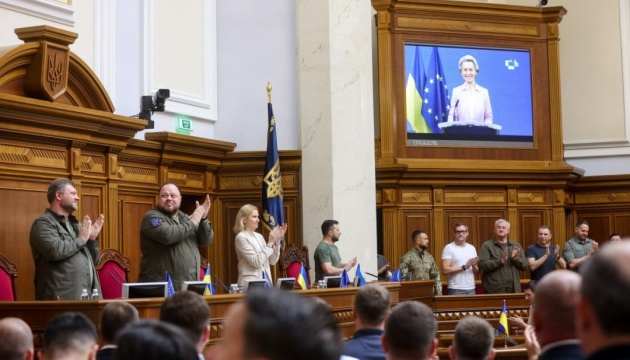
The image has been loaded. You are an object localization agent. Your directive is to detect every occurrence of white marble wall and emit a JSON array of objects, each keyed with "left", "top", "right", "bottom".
[{"left": 296, "top": 0, "right": 378, "bottom": 280}]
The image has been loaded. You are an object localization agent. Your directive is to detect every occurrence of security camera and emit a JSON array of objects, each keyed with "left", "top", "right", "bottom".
[
  {"left": 539, "top": 0, "right": 548, "bottom": 6},
  {"left": 153, "top": 89, "right": 170, "bottom": 112},
  {"left": 138, "top": 88, "right": 171, "bottom": 129}
]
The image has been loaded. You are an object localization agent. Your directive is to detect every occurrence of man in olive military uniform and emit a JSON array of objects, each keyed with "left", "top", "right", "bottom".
[
  {"left": 138, "top": 183, "right": 214, "bottom": 291},
  {"left": 399, "top": 230, "right": 442, "bottom": 296}
]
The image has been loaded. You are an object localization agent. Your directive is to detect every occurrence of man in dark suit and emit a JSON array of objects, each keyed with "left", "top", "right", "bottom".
[
  {"left": 577, "top": 241, "right": 630, "bottom": 359},
  {"left": 344, "top": 283, "right": 390, "bottom": 360},
  {"left": 524, "top": 270, "right": 585, "bottom": 360},
  {"left": 97, "top": 301, "right": 139, "bottom": 360}
]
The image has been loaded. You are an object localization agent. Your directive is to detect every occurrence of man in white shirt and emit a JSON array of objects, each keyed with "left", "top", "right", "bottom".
[{"left": 441, "top": 223, "right": 479, "bottom": 295}]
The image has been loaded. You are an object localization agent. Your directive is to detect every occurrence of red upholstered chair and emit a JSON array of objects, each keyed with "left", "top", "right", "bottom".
[
  {"left": 278, "top": 243, "right": 310, "bottom": 287},
  {"left": 199, "top": 255, "right": 209, "bottom": 281},
  {"left": 0, "top": 255, "right": 17, "bottom": 301},
  {"left": 96, "top": 249, "right": 130, "bottom": 299}
]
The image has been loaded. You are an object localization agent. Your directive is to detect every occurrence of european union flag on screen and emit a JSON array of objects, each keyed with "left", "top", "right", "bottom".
[
  {"left": 406, "top": 46, "right": 430, "bottom": 133},
  {"left": 340, "top": 268, "right": 351, "bottom": 288},
  {"left": 203, "top": 265, "right": 216, "bottom": 296},
  {"left": 262, "top": 96, "right": 285, "bottom": 239},
  {"left": 421, "top": 47, "right": 450, "bottom": 133},
  {"left": 166, "top": 271, "right": 175, "bottom": 297},
  {"left": 355, "top": 264, "right": 366, "bottom": 287}
]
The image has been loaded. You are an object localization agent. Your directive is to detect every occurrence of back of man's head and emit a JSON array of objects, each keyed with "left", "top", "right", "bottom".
[
  {"left": 100, "top": 301, "right": 139, "bottom": 345},
  {"left": 384, "top": 301, "right": 437, "bottom": 360},
  {"left": 578, "top": 241, "right": 630, "bottom": 354},
  {"left": 0, "top": 317, "right": 34, "bottom": 360},
  {"left": 114, "top": 320, "right": 199, "bottom": 360},
  {"left": 450, "top": 316, "right": 494, "bottom": 360},
  {"left": 244, "top": 288, "right": 343, "bottom": 360},
  {"left": 160, "top": 291, "right": 210, "bottom": 352},
  {"left": 354, "top": 283, "right": 391, "bottom": 328},
  {"left": 41, "top": 312, "right": 98, "bottom": 360},
  {"left": 533, "top": 270, "right": 581, "bottom": 346}
]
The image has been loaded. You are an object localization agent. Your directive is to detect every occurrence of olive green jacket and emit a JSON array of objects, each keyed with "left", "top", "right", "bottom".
[
  {"left": 138, "top": 208, "right": 214, "bottom": 291},
  {"left": 479, "top": 238, "right": 528, "bottom": 293},
  {"left": 29, "top": 209, "right": 102, "bottom": 300}
]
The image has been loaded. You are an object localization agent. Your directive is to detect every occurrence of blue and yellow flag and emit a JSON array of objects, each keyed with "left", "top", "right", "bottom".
[
  {"left": 166, "top": 271, "right": 175, "bottom": 297},
  {"left": 499, "top": 299, "right": 509, "bottom": 336},
  {"left": 406, "top": 46, "right": 430, "bottom": 133},
  {"left": 297, "top": 264, "right": 309, "bottom": 290},
  {"left": 262, "top": 91, "right": 284, "bottom": 234},
  {"left": 202, "top": 265, "right": 216, "bottom": 296},
  {"left": 355, "top": 264, "right": 366, "bottom": 287},
  {"left": 340, "top": 268, "right": 351, "bottom": 288},
  {"left": 262, "top": 271, "right": 272, "bottom": 288},
  {"left": 421, "top": 47, "right": 450, "bottom": 133}
]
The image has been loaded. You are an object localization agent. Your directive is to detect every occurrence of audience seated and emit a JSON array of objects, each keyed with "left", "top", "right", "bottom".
[
  {"left": 344, "top": 283, "right": 390, "bottom": 360},
  {"left": 40, "top": 312, "right": 99, "bottom": 360},
  {"left": 0, "top": 317, "right": 34, "bottom": 360},
  {"left": 449, "top": 316, "right": 495, "bottom": 360},
  {"left": 114, "top": 319, "right": 199, "bottom": 360},
  {"left": 382, "top": 301, "right": 438, "bottom": 360},
  {"left": 577, "top": 241, "right": 630, "bottom": 359},
  {"left": 160, "top": 291, "right": 211, "bottom": 355},
  {"left": 97, "top": 301, "right": 139, "bottom": 360},
  {"left": 524, "top": 270, "right": 584, "bottom": 360},
  {"left": 211, "top": 287, "right": 344, "bottom": 360}
]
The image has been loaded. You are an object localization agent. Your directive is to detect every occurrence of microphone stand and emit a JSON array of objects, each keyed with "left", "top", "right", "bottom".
[{"left": 212, "top": 274, "right": 230, "bottom": 293}]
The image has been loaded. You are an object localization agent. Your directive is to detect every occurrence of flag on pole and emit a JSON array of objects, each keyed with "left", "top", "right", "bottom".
[
  {"left": 499, "top": 299, "right": 509, "bottom": 336},
  {"left": 166, "top": 271, "right": 175, "bottom": 297},
  {"left": 202, "top": 265, "right": 216, "bottom": 296},
  {"left": 355, "top": 264, "right": 366, "bottom": 287},
  {"left": 262, "top": 83, "right": 285, "bottom": 241},
  {"left": 390, "top": 268, "right": 399, "bottom": 282},
  {"left": 421, "top": 47, "right": 450, "bottom": 133},
  {"left": 297, "top": 264, "right": 309, "bottom": 290},
  {"left": 340, "top": 268, "right": 351, "bottom": 288},
  {"left": 406, "top": 45, "right": 430, "bottom": 133}
]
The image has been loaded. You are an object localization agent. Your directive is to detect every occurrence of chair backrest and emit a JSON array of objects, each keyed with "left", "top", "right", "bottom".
[
  {"left": 200, "top": 255, "right": 209, "bottom": 281},
  {"left": 278, "top": 243, "right": 310, "bottom": 286},
  {"left": 96, "top": 249, "right": 130, "bottom": 299},
  {"left": 0, "top": 254, "right": 17, "bottom": 301}
]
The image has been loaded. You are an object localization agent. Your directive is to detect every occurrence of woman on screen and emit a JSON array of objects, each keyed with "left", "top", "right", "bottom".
[
  {"left": 447, "top": 55, "right": 493, "bottom": 123},
  {"left": 233, "top": 204, "right": 287, "bottom": 287}
]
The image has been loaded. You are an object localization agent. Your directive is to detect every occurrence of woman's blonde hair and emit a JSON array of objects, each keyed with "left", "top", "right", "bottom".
[{"left": 233, "top": 204, "right": 258, "bottom": 234}]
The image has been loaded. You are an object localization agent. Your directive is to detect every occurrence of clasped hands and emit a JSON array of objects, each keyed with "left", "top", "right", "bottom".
[
  {"left": 78, "top": 214, "right": 105, "bottom": 242},
  {"left": 189, "top": 195, "right": 212, "bottom": 226},
  {"left": 267, "top": 223, "right": 288, "bottom": 247},
  {"left": 501, "top": 246, "right": 521, "bottom": 263},
  {"left": 464, "top": 257, "right": 479, "bottom": 269}
]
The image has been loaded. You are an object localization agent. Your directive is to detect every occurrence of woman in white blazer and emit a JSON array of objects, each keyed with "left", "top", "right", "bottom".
[{"left": 233, "top": 204, "right": 287, "bottom": 287}]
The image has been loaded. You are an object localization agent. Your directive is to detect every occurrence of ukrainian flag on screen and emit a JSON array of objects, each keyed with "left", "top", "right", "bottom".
[{"left": 406, "top": 46, "right": 431, "bottom": 133}]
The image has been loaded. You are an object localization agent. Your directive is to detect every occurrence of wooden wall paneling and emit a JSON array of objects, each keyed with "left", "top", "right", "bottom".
[
  {"left": 0, "top": 180, "right": 49, "bottom": 300},
  {"left": 399, "top": 209, "right": 431, "bottom": 269},
  {"left": 517, "top": 210, "right": 547, "bottom": 249},
  {"left": 117, "top": 193, "right": 156, "bottom": 282},
  {"left": 612, "top": 213, "right": 630, "bottom": 240},
  {"left": 572, "top": 213, "right": 611, "bottom": 245}
]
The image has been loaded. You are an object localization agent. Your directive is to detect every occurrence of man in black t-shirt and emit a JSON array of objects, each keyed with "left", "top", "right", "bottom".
[{"left": 525, "top": 226, "right": 566, "bottom": 281}]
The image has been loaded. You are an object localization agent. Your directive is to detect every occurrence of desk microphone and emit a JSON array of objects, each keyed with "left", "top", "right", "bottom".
[
  {"left": 365, "top": 272, "right": 379, "bottom": 279},
  {"left": 494, "top": 330, "right": 519, "bottom": 346},
  {"left": 212, "top": 274, "right": 230, "bottom": 292},
  {"left": 453, "top": 99, "right": 460, "bottom": 121}
]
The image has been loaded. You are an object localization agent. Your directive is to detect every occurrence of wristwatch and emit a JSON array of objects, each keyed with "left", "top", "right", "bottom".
[{"left": 461, "top": 265, "right": 466, "bottom": 270}]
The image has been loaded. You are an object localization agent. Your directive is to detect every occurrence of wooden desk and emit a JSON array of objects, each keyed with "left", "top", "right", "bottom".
[{"left": 0, "top": 283, "right": 404, "bottom": 349}]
